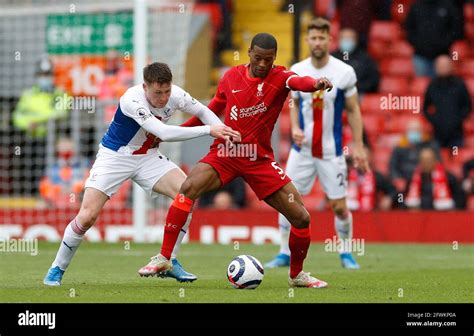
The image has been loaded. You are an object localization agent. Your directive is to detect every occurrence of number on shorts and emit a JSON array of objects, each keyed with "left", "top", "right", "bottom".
[
  {"left": 337, "top": 173, "right": 345, "bottom": 187},
  {"left": 271, "top": 161, "right": 286, "bottom": 180}
]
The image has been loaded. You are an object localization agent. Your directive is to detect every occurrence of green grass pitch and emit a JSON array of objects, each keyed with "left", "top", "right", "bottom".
[{"left": 1, "top": 242, "right": 473, "bottom": 303}]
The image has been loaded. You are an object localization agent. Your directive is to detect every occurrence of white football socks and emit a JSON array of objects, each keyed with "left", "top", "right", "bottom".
[
  {"left": 52, "top": 218, "right": 86, "bottom": 271},
  {"left": 278, "top": 213, "right": 291, "bottom": 256},
  {"left": 334, "top": 211, "right": 353, "bottom": 254},
  {"left": 170, "top": 212, "right": 192, "bottom": 260}
]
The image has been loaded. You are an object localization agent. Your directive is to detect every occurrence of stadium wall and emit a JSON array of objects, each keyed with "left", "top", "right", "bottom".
[{"left": 0, "top": 210, "right": 472, "bottom": 243}]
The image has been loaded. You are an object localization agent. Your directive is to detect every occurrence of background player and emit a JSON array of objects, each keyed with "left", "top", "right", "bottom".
[
  {"left": 138, "top": 33, "right": 335, "bottom": 288},
  {"left": 265, "top": 17, "right": 369, "bottom": 270},
  {"left": 43, "top": 62, "right": 240, "bottom": 286}
]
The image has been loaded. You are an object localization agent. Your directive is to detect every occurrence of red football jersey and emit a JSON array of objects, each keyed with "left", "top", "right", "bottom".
[{"left": 210, "top": 64, "right": 297, "bottom": 159}]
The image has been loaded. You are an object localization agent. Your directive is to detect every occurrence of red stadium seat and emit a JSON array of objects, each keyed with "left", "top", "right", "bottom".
[
  {"left": 411, "top": 76, "right": 431, "bottom": 96},
  {"left": 465, "top": 135, "right": 474, "bottom": 148},
  {"left": 465, "top": 3, "right": 474, "bottom": 22},
  {"left": 459, "top": 59, "right": 474, "bottom": 78},
  {"left": 465, "top": 22, "right": 474, "bottom": 42},
  {"left": 368, "top": 40, "right": 391, "bottom": 60},
  {"left": 360, "top": 94, "right": 385, "bottom": 114},
  {"left": 450, "top": 40, "right": 471, "bottom": 61},
  {"left": 377, "top": 134, "right": 403, "bottom": 149},
  {"left": 390, "top": 0, "right": 415, "bottom": 24},
  {"left": 363, "top": 115, "right": 385, "bottom": 135},
  {"left": 379, "top": 76, "right": 410, "bottom": 96},
  {"left": 468, "top": 196, "right": 474, "bottom": 211},
  {"left": 464, "top": 114, "right": 474, "bottom": 135},
  {"left": 380, "top": 58, "right": 415, "bottom": 78},
  {"left": 391, "top": 40, "right": 414, "bottom": 58},
  {"left": 385, "top": 115, "right": 422, "bottom": 133},
  {"left": 369, "top": 21, "right": 401, "bottom": 43}
]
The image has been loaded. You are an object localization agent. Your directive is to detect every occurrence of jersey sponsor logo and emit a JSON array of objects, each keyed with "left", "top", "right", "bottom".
[
  {"left": 257, "top": 82, "right": 264, "bottom": 97},
  {"left": 237, "top": 102, "right": 267, "bottom": 118},
  {"left": 230, "top": 105, "right": 238, "bottom": 120},
  {"left": 231, "top": 89, "right": 243, "bottom": 94}
]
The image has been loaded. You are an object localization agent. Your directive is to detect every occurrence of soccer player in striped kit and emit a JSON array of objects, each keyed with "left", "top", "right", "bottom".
[
  {"left": 43, "top": 62, "right": 240, "bottom": 286},
  {"left": 265, "top": 17, "right": 369, "bottom": 269}
]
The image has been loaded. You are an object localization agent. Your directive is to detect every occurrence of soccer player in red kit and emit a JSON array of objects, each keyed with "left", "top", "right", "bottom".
[{"left": 138, "top": 33, "right": 333, "bottom": 288}]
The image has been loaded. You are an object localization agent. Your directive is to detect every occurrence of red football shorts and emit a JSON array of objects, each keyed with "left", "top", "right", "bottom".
[{"left": 199, "top": 147, "right": 292, "bottom": 200}]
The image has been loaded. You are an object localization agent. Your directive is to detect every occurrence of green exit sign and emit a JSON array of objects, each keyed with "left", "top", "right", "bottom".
[{"left": 46, "top": 12, "right": 133, "bottom": 54}]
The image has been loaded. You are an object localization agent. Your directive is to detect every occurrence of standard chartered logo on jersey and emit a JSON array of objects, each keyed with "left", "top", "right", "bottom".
[{"left": 230, "top": 102, "right": 267, "bottom": 120}]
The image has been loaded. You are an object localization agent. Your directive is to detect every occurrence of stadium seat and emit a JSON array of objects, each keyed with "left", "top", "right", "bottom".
[
  {"left": 467, "top": 195, "right": 474, "bottom": 211},
  {"left": 363, "top": 115, "right": 385, "bottom": 135},
  {"left": 393, "top": 40, "right": 414, "bottom": 58},
  {"left": 390, "top": 0, "right": 414, "bottom": 24},
  {"left": 368, "top": 39, "right": 390, "bottom": 60},
  {"left": 411, "top": 76, "right": 431, "bottom": 96},
  {"left": 377, "top": 134, "right": 402, "bottom": 149},
  {"left": 380, "top": 58, "right": 415, "bottom": 78},
  {"left": 464, "top": 115, "right": 474, "bottom": 135},
  {"left": 385, "top": 115, "right": 422, "bottom": 133},
  {"left": 369, "top": 21, "right": 401, "bottom": 43},
  {"left": 465, "top": 3, "right": 474, "bottom": 22},
  {"left": 459, "top": 59, "right": 474, "bottom": 78},
  {"left": 465, "top": 135, "right": 474, "bottom": 148},
  {"left": 379, "top": 76, "right": 410, "bottom": 96},
  {"left": 465, "top": 22, "right": 474, "bottom": 42},
  {"left": 360, "top": 94, "right": 384, "bottom": 114},
  {"left": 450, "top": 40, "right": 471, "bottom": 61}
]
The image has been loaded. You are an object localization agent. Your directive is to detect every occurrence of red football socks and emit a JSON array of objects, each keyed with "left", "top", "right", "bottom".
[
  {"left": 289, "top": 226, "right": 311, "bottom": 278},
  {"left": 160, "top": 194, "right": 194, "bottom": 259}
]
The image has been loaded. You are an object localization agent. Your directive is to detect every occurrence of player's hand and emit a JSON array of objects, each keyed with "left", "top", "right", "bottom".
[
  {"left": 352, "top": 144, "right": 370, "bottom": 173},
  {"left": 292, "top": 126, "right": 305, "bottom": 147},
  {"left": 210, "top": 124, "right": 241, "bottom": 145},
  {"left": 315, "top": 77, "right": 333, "bottom": 92}
]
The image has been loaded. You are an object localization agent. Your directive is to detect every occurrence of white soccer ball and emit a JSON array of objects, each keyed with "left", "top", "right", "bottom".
[{"left": 227, "top": 255, "right": 264, "bottom": 289}]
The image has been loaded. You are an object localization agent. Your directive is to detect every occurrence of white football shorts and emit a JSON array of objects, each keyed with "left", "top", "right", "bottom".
[
  {"left": 84, "top": 145, "right": 180, "bottom": 198},
  {"left": 285, "top": 147, "right": 348, "bottom": 199}
]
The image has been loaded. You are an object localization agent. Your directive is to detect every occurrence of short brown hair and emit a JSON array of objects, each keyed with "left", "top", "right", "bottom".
[
  {"left": 307, "top": 17, "right": 331, "bottom": 34},
  {"left": 143, "top": 62, "right": 172, "bottom": 85}
]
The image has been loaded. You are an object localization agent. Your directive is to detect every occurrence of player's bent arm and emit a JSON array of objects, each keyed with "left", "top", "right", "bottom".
[{"left": 141, "top": 116, "right": 211, "bottom": 142}]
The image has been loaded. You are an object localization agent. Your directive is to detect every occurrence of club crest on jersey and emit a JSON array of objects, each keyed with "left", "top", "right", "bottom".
[{"left": 257, "top": 82, "right": 264, "bottom": 97}]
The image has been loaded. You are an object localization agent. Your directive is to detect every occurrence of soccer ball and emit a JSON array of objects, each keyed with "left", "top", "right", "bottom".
[{"left": 227, "top": 255, "right": 264, "bottom": 289}]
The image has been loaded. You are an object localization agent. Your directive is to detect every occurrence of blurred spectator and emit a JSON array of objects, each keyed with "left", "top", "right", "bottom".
[
  {"left": 346, "top": 146, "right": 397, "bottom": 211},
  {"left": 39, "top": 137, "right": 89, "bottom": 208},
  {"left": 337, "top": 0, "right": 387, "bottom": 50},
  {"left": 389, "top": 118, "right": 440, "bottom": 192},
  {"left": 332, "top": 28, "right": 380, "bottom": 95},
  {"left": 199, "top": 177, "right": 246, "bottom": 209},
  {"left": 12, "top": 54, "right": 69, "bottom": 195},
  {"left": 405, "top": 147, "right": 465, "bottom": 210},
  {"left": 462, "top": 158, "right": 474, "bottom": 196},
  {"left": 423, "top": 55, "right": 472, "bottom": 148},
  {"left": 98, "top": 49, "right": 133, "bottom": 101},
  {"left": 405, "top": 0, "right": 464, "bottom": 77}
]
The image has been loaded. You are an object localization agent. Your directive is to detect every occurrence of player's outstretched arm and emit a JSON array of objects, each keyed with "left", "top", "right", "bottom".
[
  {"left": 180, "top": 95, "right": 226, "bottom": 128},
  {"left": 287, "top": 76, "right": 333, "bottom": 92},
  {"left": 141, "top": 116, "right": 240, "bottom": 143}
]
